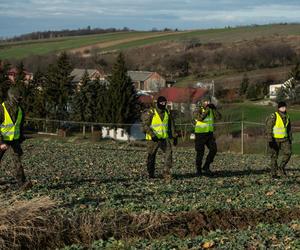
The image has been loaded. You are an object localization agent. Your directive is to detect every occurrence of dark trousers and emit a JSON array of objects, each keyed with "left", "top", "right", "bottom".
[
  {"left": 0, "top": 141, "right": 25, "bottom": 185},
  {"left": 268, "top": 140, "right": 291, "bottom": 175},
  {"left": 146, "top": 139, "right": 172, "bottom": 177},
  {"left": 195, "top": 132, "right": 217, "bottom": 170}
]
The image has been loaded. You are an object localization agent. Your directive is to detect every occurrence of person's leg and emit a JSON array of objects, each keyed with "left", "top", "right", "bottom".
[
  {"left": 146, "top": 141, "right": 159, "bottom": 178},
  {"left": 10, "top": 142, "right": 26, "bottom": 186},
  {"left": 160, "top": 139, "right": 172, "bottom": 181},
  {"left": 268, "top": 141, "right": 279, "bottom": 177},
  {"left": 279, "top": 140, "right": 292, "bottom": 176},
  {"left": 203, "top": 134, "right": 217, "bottom": 174},
  {"left": 195, "top": 133, "right": 206, "bottom": 175}
]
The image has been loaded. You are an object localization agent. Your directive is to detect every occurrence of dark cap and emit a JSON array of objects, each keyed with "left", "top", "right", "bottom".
[
  {"left": 278, "top": 101, "right": 287, "bottom": 109},
  {"left": 157, "top": 96, "right": 167, "bottom": 103},
  {"left": 202, "top": 95, "right": 211, "bottom": 102}
]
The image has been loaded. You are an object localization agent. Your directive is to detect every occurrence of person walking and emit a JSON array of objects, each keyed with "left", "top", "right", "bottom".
[
  {"left": 266, "top": 101, "right": 292, "bottom": 178},
  {"left": 194, "top": 95, "right": 221, "bottom": 176},
  {"left": 0, "top": 87, "right": 31, "bottom": 189},
  {"left": 142, "top": 96, "right": 177, "bottom": 182}
]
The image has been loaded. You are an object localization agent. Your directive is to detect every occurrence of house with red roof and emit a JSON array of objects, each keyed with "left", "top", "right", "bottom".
[{"left": 139, "top": 87, "right": 208, "bottom": 112}]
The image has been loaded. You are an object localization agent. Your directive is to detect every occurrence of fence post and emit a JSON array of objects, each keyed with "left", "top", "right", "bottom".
[
  {"left": 83, "top": 124, "right": 86, "bottom": 138},
  {"left": 241, "top": 121, "right": 244, "bottom": 154},
  {"left": 91, "top": 125, "right": 94, "bottom": 134}
]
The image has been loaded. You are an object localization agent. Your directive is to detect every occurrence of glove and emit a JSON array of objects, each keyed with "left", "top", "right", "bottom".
[
  {"left": 173, "top": 137, "right": 178, "bottom": 146},
  {"left": 208, "top": 103, "right": 216, "bottom": 109},
  {"left": 152, "top": 135, "right": 159, "bottom": 142}
]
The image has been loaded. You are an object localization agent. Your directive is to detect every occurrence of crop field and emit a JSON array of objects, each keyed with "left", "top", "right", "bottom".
[
  {"left": 0, "top": 138, "right": 299, "bottom": 249},
  {"left": 1, "top": 23, "right": 300, "bottom": 60}
]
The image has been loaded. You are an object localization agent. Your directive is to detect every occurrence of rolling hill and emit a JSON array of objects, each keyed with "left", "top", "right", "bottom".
[{"left": 1, "top": 23, "right": 300, "bottom": 60}]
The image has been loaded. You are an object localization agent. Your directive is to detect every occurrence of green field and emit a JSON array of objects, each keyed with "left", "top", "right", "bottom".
[
  {"left": 222, "top": 103, "right": 300, "bottom": 123},
  {"left": 1, "top": 24, "right": 300, "bottom": 60},
  {"left": 0, "top": 138, "right": 299, "bottom": 249}
]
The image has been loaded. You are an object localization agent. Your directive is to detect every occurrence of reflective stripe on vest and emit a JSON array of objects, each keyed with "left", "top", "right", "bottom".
[
  {"left": 195, "top": 108, "right": 214, "bottom": 133},
  {"left": 273, "top": 112, "right": 289, "bottom": 139},
  {"left": 146, "top": 109, "right": 169, "bottom": 140},
  {"left": 0, "top": 103, "right": 22, "bottom": 141}
]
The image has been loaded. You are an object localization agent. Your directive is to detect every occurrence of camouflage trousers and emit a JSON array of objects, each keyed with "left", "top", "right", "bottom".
[
  {"left": 268, "top": 140, "right": 292, "bottom": 175},
  {"left": 0, "top": 141, "right": 26, "bottom": 185},
  {"left": 195, "top": 132, "right": 217, "bottom": 171},
  {"left": 146, "top": 139, "right": 172, "bottom": 178}
]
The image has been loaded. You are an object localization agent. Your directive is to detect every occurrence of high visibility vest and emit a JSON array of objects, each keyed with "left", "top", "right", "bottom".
[
  {"left": 273, "top": 112, "right": 289, "bottom": 139},
  {"left": 0, "top": 103, "right": 23, "bottom": 141},
  {"left": 146, "top": 109, "right": 169, "bottom": 140},
  {"left": 195, "top": 108, "right": 214, "bottom": 133}
]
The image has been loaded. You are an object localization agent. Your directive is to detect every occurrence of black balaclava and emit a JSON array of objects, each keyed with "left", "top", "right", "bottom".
[
  {"left": 157, "top": 96, "right": 167, "bottom": 110},
  {"left": 277, "top": 101, "right": 287, "bottom": 113}
]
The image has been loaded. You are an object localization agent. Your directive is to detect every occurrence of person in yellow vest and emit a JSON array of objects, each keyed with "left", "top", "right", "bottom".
[
  {"left": 193, "top": 95, "right": 221, "bottom": 176},
  {"left": 0, "top": 87, "right": 31, "bottom": 189},
  {"left": 141, "top": 96, "right": 177, "bottom": 181},
  {"left": 265, "top": 101, "right": 292, "bottom": 178}
]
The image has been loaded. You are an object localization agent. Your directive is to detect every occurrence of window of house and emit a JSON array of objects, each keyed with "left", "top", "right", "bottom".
[
  {"left": 106, "top": 129, "right": 109, "bottom": 136},
  {"left": 140, "top": 81, "right": 144, "bottom": 90},
  {"left": 121, "top": 130, "right": 125, "bottom": 137}
]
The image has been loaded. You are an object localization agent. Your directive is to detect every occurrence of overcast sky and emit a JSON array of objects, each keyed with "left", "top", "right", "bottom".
[{"left": 0, "top": 0, "right": 299, "bottom": 38}]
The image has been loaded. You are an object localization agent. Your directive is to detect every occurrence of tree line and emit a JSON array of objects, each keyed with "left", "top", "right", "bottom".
[
  {"left": 0, "top": 27, "right": 132, "bottom": 43},
  {"left": 0, "top": 52, "right": 140, "bottom": 127}
]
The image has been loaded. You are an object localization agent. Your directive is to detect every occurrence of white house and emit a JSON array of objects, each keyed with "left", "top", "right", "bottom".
[
  {"left": 269, "top": 77, "right": 294, "bottom": 99},
  {"left": 269, "top": 83, "right": 284, "bottom": 99},
  {"left": 101, "top": 122, "right": 145, "bottom": 141}
]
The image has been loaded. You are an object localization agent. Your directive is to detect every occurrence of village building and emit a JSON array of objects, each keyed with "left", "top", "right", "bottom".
[{"left": 128, "top": 71, "right": 166, "bottom": 93}]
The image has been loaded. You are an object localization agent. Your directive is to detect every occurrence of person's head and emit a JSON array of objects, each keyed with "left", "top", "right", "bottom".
[
  {"left": 7, "top": 87, "right": 22, "bottom": 105},
  {"left": 201, "top": 95, "right": 211, "bottom": 107},
  {"left": 277, "top": 101, "right": 287, "bottom": 113},
  {"left": 156, "top": 96, "right": 167, "bottom": 110}
]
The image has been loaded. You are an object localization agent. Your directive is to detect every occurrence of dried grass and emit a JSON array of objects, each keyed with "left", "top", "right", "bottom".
[{"left": 0, "top": 197, "right": 299, "bottom": 249}]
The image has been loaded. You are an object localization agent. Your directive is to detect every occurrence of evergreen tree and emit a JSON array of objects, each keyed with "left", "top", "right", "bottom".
[
  {"left": 71, "top": 70, "right": 92, "bottom": 122},
  {"left": 282, "top": 62, "right": 300, "bottom": 103},
  {"left": 246, "top": 84, "right": 258, "bottom": 100},
  {"left": 106, "top": 53, "right": 139, "bottom": 127},
  {"left": 15, "top": 61, "right": 26, "bottom": 87},
  {"left": 239, "top": 73, "right": 249, "bottom": 96},
  {"left": 0, "top": 60, "right": 11, "bottom": 102},
  {"left": 275, "top": 87, "right": 286, "bottom": 103},
  {"left": 94, "top": 77, "right": 108, "bottom": 123},
  {"left": 31, "top": 68, "right": 47, "bottom": 118},
  {"left": 45, "top": 52, "right": 74, "bottom": 120}
]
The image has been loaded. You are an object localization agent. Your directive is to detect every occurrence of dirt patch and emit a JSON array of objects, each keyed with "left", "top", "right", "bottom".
[
  {"left": 1, "top": 198, "right": 300, "bottom": 250},
  {"left": 69, "top": 32, "right": 180, "bottom": 55}
]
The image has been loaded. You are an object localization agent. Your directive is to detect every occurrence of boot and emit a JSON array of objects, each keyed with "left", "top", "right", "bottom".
[
  {"left": 279, "top": 167, "right": 287, "bottom": 177},
  {"left": 203, "top": 163, "right": 213, "bottom": 177},
  {"left": 196, "top": 166, "right": 202, "bottom": 176}
]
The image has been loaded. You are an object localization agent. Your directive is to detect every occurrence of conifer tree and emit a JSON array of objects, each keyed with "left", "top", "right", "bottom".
[
  {"left": 106, "top": 53, "right": 139, "bottom": 127},
  {"left": 45, "top": 52, "right": 74, "bottom": 120},
  {"left": 0, "top": 61, "right": 11, "bottom": 102},
  {"left": 239, "top": 73, "right": 249, "bottom": 96}
]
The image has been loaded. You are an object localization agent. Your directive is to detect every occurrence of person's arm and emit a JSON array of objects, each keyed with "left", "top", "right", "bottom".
[
  {"left": 168, "top": 110, "right": 177, "bottom": 139},
  {"left": 212, "top": 107, "right": 222, "bottom": 121},
  {"left": 193, "top": 106, "right": 210, "bottom": 122},
  {"left": 19, "top": 107, "right": 26, "bottom": 143},
  {"left": 287, "top": 117, "right": 292, "bottom": 142},
  {"left": 0, "top": 105, "right": 4, "bottom": 144},
  {"left": 265, "top": 113, "right": 276, "bottom": 141},
  {"left": 141, "top": 109, "right": 156, "bottom": 138}
]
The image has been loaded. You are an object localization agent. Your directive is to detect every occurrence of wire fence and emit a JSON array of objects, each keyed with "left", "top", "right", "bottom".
[{"left": 24, "top": 117, "right": 300, "bottom": 155}]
